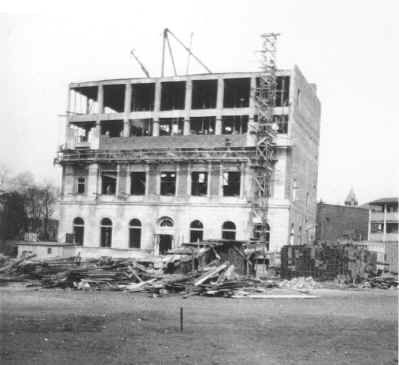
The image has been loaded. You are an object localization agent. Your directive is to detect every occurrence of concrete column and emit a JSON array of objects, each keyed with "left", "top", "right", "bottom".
[
  {"left": 97, "top": 84, "right": 104, "bottom": 114},
  {"left": 240, "top": 162, "right": 245, "bottom": 199},
  {"left": 153, "top": 81, "right": 161, "bottom": 137},
  {"left": 383, "top": 203, "right": 387, "bottom": 242},
  {"left": 153, "top": 118, "right": 160, "bottom": 136},
  {"left": 215, "top": 117, "right": 222, "bottom": 135},
  {"left": 249, "top": 76, "right": 256, "bottom": 118},
  {"left": 367, "top": 209, "right": 371, "bottom": 240},
  {"left": 216, "top": 78, "right": 224, "bottom": 135},
  {"left": 123, "top": 83, "right": 132, "bottom": 137},
  {"left": 154, "top": 80, "right": 161, "bottom": 114},
  {"left": 207, "top": 163, "right": 211, "bottom": 198},
  {"left": 216, "top": 77, "right": 224, "bottom": 112},
  {"left": 87, "top": 163, "right": 99, "bottom": 199},
  {"left": 183, "top": 119, "right": 190, "bottom": 135},
  {"left": 184, "top": 79, "right": 192, "bottom": 117}
]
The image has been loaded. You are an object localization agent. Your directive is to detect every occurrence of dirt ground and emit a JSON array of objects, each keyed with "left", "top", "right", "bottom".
[{"left": 0, "top": 287, "right": 397, "bottom": 365}]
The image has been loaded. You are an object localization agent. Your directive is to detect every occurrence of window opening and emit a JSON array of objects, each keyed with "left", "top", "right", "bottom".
[
  {"left": 73, "top": 217, "right": 84, "bottom": 245},
  {"left": 161, "top": 81, "right": 186, "bottom": 110},
  {"left": 76, "top": 177, "right": 86, "bottom": 194},
  {"left": 131, "top": 83, "right": 155, "bottom": 111},
  {"left": 103, "top": 84, "right": 125, "bottom": 113},
  {"left": 190, "top": 117, "right": 215, "bottom": 135},
  {"left": 191, "top": 172, "right": 208, "bottom": 196},
  {"left": 100, "top": 218, "right": 112, "bottom": 247},
  {"left": 223, "top": 171, "right": 240, "bottom": 196},
  {"left": 129, "top": 219, "right": 142, "bottom": 248},
  {"left": 160, "top": 172, "right": 176, "bottom": 195},
  {"left": 159, "top": 118, "right": 184, "bottom": 136},
  {"left": 129, "top": 119, "right": 153, "bottom": 136},
  {"left": 191, "top": 80, "right": 217, "bottom": 109},
  {"left": 222, "top": 221, "right": 236, "bottom": 240},
  {"left": 100, "top": 120, "right": 123, "bottom": 137},
  {"left": 190, "top": 220, "right": 204, "bottom": 242},
  {"left": 101, "top": 168, "right": 117, "bottom": 195},
  {"left": 223, "top": 78, "right": 250, "bottom": 108},
  {"left": 222, "top": 115, "right": 248, "bottom": 134},
  {"left": 130, "top": 172, "right": 146, "bottom": 195}
]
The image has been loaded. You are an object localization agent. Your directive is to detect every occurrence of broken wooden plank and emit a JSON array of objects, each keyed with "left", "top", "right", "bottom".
[{"left": 193, "top": 262, "right": 229, "bottom": 286}]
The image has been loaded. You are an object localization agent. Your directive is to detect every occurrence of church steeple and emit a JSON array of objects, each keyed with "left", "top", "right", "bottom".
[{"left": 345, "top": 188, "right": 358, "bottom": 206}]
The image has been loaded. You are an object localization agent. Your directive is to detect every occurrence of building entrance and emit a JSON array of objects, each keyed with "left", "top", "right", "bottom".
[{"left": 159, "top": 234, "right": 173, "bottom": 254}]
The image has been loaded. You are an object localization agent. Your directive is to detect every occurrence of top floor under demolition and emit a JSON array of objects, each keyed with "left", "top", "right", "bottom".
[{"left": 65, "top": 68, "right": 320, "bottom": 149}]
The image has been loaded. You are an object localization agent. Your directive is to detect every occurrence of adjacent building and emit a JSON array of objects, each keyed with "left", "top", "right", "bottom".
[
  {"left": 53, "top": 66, "right": 321, "bottom": 258},
  {"left": 316, "top": 201, "right": 369, "bottom": 242},
  {"left": 363, "top": 197, "right": 398, "bottom": 273}
]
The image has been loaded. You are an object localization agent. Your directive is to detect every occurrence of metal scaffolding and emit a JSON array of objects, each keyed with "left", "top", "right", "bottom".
[{"left": 252, "top": 33, "right": 279, "bottom": 249}]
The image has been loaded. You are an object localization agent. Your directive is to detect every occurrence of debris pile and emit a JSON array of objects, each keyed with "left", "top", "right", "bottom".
[
  {"left": 278, "top": 276, "right": 321, "bottom": 290},
  {"left": 281, "top": 242, "right": 377, "bottom": 281}
]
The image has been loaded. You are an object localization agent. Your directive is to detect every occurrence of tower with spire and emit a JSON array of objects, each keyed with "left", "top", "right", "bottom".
[{"left": 345, "top": 188, "right": 358, "bottom": 207}]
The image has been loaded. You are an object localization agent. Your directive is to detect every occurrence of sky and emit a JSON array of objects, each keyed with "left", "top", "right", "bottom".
[{"left": 0, "top": 0, "right": 398, "bottom": 205}]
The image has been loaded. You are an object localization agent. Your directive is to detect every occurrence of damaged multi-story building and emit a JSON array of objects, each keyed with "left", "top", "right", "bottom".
[{"left": 53, "top": 62, "right": 321, "bottom": 258}]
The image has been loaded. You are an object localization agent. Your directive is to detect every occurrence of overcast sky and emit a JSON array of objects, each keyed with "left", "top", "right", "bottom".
[{"left": 0, "top": 0, "right": 398, "bottom": 205}]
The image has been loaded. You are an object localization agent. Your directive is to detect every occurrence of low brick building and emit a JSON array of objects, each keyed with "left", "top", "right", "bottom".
[{"left": 316, "top": 202, "right": 369, "bottom": 242}]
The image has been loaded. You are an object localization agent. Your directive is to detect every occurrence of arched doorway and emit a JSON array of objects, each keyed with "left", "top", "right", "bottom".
[{"left": 157, "top": 216, "right": 174, "bottom": 254}]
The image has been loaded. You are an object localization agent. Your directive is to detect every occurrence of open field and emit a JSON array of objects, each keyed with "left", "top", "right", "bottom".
[{"left": 0, "top": 287, "right": 397, "bottom": 365}]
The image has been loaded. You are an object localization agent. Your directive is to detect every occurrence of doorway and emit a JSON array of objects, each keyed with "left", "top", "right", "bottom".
[{"left": 159, "top": 234, "right": 172, "bottom": 254}]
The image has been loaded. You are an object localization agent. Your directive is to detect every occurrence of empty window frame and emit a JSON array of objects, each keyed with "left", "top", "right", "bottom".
[
  {"left": 191, "top": 172, "right": 208, "bottom": 196},
  {"left": 275, "top": 76, "right": 290, "bottom": 107},
  {"left": 223, "top": 171, "right": 241, "bottom": 196},
  {"left": 386, "top": 223, "right": 398, "bottom": 233},
  {"left": 191, "top": 80, "right": 217, "bottom": 109},
  {"left": 190, "top": 117, "right": 215, "bottom": 135},
  {"left": 131, "top": 83, "right": 155, "bottom": 111},
  {"left": 100, "top": 120, "right": 123, "bottom": 137},
  {"left": 273, "top": 115, "right": 289, "bottom": 134},
  {"left": 190, "top": 220, "right": 204, "bottom": 243},
  {"left": 100, "top": 218, "right": 112, "bottom": 247},
  {"left": 387, "top": 204, "right": 398, "bottom": 212},
  {"left": 370, "top": 223, "right": 384, "bottom": 233},
  {"left": 223, "top": 78, "right": 250, "bottom": 108},
  {"left": 129, "top": 119, "right": 153, "bottom": 136},
  {"left": 130, "top": 172, "right": 146, "bottom": 195},
  {"left": 222, "top": 115, "right": 248, "bottom": 134},
  {"left": 160, "top": 81, "right": 186, "bottom": 110},
  {"left": 129, "top": 219, "right": 142, "bottom": 248},
  {"left": 73, "top": 217, "right": 84, "bottom": 245},
  {"left": 160, "top": 172, "right": 176, "bottom": 196},
  {"left": 76, "top": 176, "right": 86, "bottom": 194},
  {"left": 101, "top": 168, "right": 117, "bottom": 195},
  {"left": 103, "top": 84, "right": 125, "bottom": 113},
  {"left": 159, "top": 118, "right": 184, "bottom": 136},
  {"left": 70, "top": 86, "right": 98, "bottom": 114},
  {"left": 222, "top": 221, "right": 236, "bottom": 240}
]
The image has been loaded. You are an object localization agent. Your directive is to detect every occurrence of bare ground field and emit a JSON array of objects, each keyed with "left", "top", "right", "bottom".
[{"left": 0, "top": 287, "right": 397, "bottom": 365}]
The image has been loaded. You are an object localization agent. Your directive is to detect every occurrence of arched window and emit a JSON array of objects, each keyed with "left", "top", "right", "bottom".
[
  {"left": 222, "top": 221, "right": 236, "bottom": 240},
  {"left": 129, "top": 219, "right": 141, "bottom": 249},
  {"left": 100, "top": 218, "right": 112, "bottom": 247},
  {"left": 190, "top": 220, "right": 203, "bottom": 243},
  {"left": 73, "top": 217, "right": 84, "bottom": 245},
  {"left": 159, "top": 216, "right": 174, "bottom": 227}
]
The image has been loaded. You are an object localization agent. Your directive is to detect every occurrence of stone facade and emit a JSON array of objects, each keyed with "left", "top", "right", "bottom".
[{"left": 56, "top": 67, "right": 321, "bottom": 257}]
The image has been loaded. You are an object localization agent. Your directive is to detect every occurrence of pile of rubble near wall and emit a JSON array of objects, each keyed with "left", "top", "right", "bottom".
[
  {"left": 280, "top": 242, "right": 379, "bottom": 282},
  {"left": 0, "top": 240, "right": 397, "bottom": 295}
]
